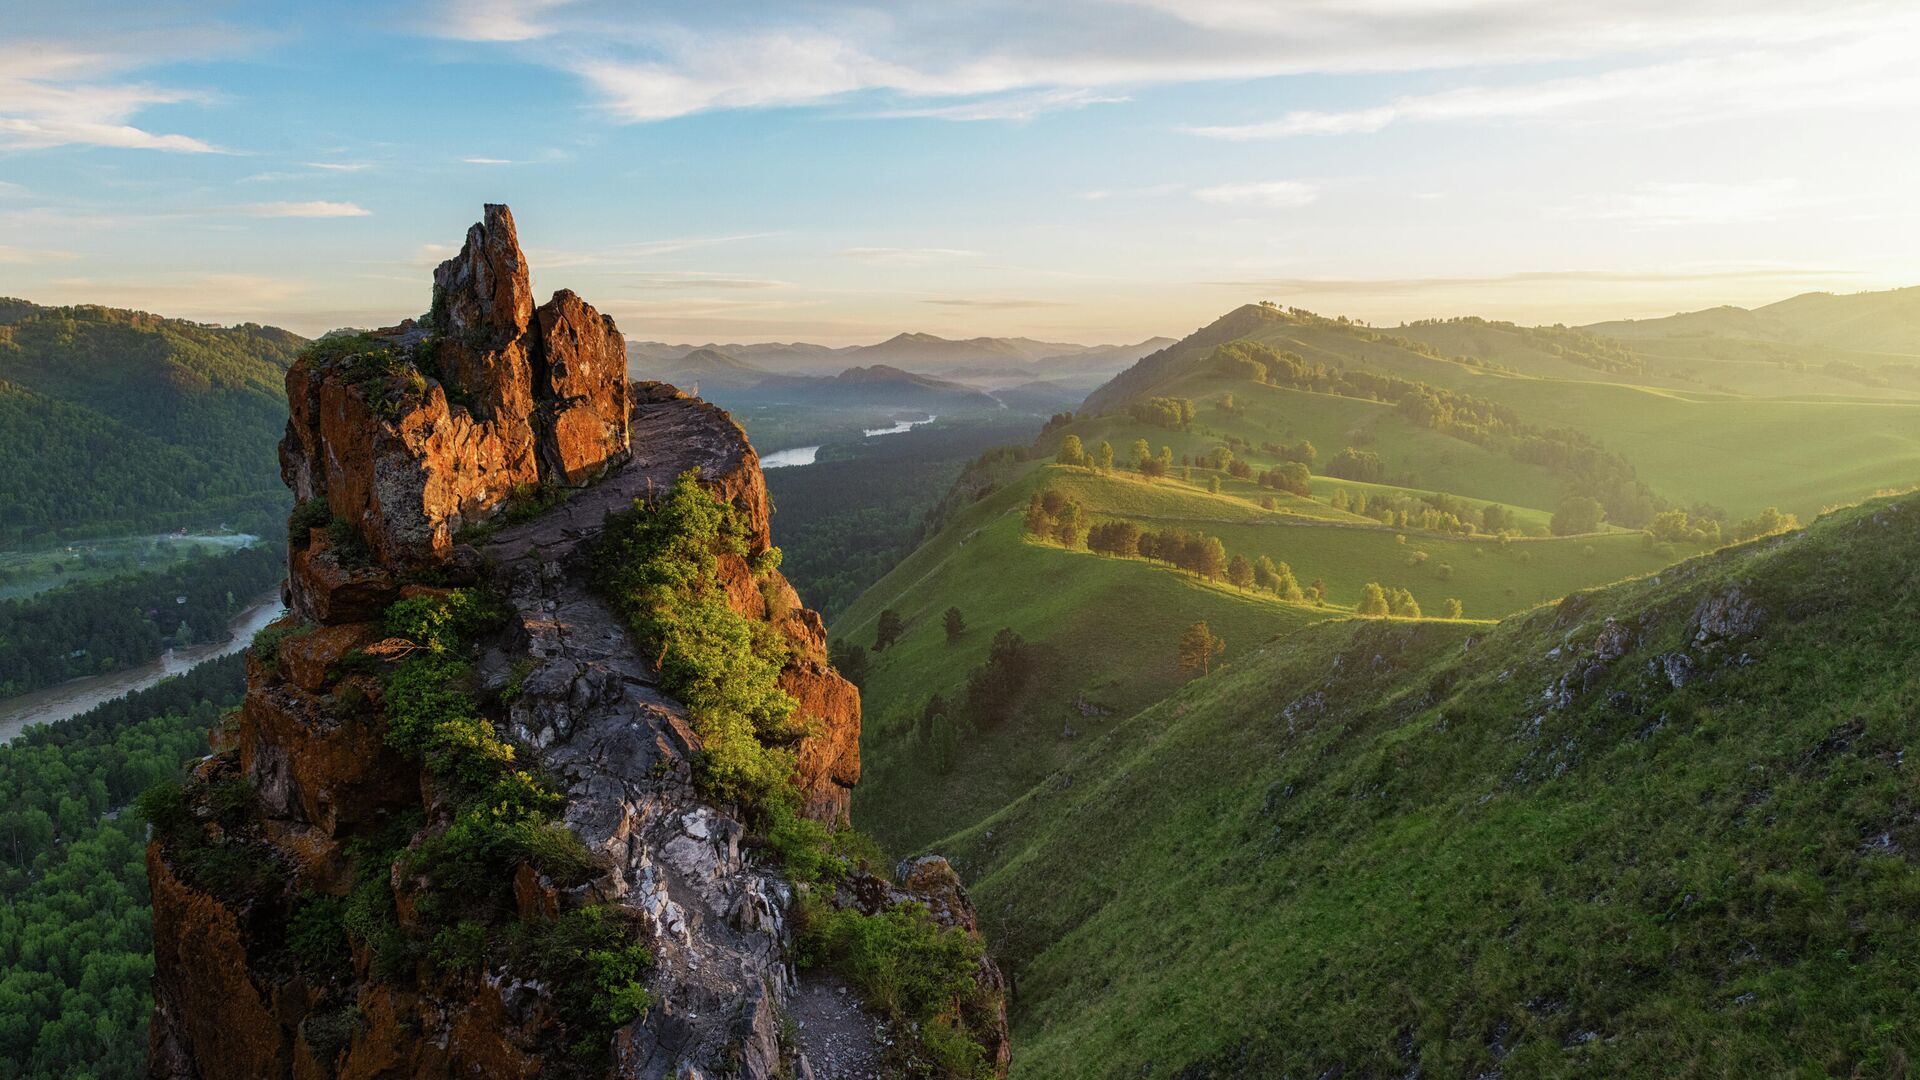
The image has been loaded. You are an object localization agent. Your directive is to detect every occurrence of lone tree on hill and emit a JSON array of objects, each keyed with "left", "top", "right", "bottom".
[
  {"left": 1057, "top": 435, "right": 1086, "bottom": 466},
  {"left": 873, "top": 609, "right": 905, "bottom": 652},
  {"left": 1097, "top": 441, "right": 1114, "bottom": 470},
  {"left": 943, "top": 606, "right": 966, "bottom": 643},
  {"left": 1442, "top": 597, "right": 1464, "bottom": 619},
  {"left": 1177, "top": 621, "right": 1226, "bottom": 678}
]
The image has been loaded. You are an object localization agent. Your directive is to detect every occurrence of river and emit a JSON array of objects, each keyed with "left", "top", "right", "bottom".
[
  {"left": 863, "top": 414, "right": 937, "bottom": 437},
  {"left": 0, "top": 589, "right": 286, "bottom": 745},
  {"left": 763, "top": 414, "right": 939, "bottom": 470},
  {"left": 762, "top": 445, "right": 820, "bottom": 469}
]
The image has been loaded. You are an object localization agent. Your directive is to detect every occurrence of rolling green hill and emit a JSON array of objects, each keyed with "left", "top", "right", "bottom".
[
  {"left": 929, "top": 491, "right": 1920, "bottom": 1078},
  {"left": 834, "top": 294, "right": 1920, "bottom": 1076},
  {"left": 0, "top": 299, "right": 304, "bottom": 542},
  {"left": 1088, "top": 303, "right": 1920, "bottom": 520}
]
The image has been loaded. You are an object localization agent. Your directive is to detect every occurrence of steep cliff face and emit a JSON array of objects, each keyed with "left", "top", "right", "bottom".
[{"left": 148, "top": 206, "right": 1002, "bottom": 1079}]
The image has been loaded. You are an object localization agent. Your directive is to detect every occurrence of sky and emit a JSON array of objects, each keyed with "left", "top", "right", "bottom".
[{"left": 1, "top": 0, "right": 1918, "bottom": 346}]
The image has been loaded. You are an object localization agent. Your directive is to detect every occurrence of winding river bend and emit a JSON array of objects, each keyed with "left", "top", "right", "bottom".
[{"left": 0, "top": 589, "right": 286, "bottom": 745}]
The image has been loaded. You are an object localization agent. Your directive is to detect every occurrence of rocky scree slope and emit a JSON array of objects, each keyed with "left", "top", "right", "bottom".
[{"left": 146, "top": 205, "right": 1005, "bottom": 1079}]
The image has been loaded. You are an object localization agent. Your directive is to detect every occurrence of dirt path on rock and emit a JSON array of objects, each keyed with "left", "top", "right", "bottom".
[{"left": 788, "top": 975, "right": 886, "bottom": 1079}]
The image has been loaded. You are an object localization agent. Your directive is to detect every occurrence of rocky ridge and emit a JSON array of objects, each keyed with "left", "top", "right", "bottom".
[{"left": 147, "top": 206, "right": 1005, "bottom": 1078}]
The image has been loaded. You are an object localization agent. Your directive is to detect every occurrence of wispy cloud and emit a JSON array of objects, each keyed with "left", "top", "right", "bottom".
[
  {"left": 838, "top": 247, "right": 982, "bottom": 265},
  {"left": 461, "top": 156, "right": 516, "bottom": 165},
  {"left": 922, "top": 297, "right": 1071, "bottom": 309},
  {"left": 240, "top": 161, "right": 377, "bottom": 183},
  {"left": 1192, "top": 181, "right": 1318, "bottom": 208},
  {"left": 428, "top": 0, "right": 1909, "bottom": 127},
  {"left": 239, "top": 201, "right": 372, "bottom": 218},
  {"left": 40, "top": 273, "right": 308, "bottom": 314},
  {"left": 1188, "top": 24, "right": 1920, "bottom": 140},
  {"left": 0, "top": 42, "right": 226, "bottom": 153},
  {"left": 0, "top": 245, "right": 78, "bottom": 264},
  {"left": 1203, "top": 267, "right": 1871, "bottom": 294},
  {"left": 438, "top": 0, "right": 575, "bottom": 43},
  {"left": 1078, "top": 182, "right": 1186, "bottom": 201},
  {"left": 871, "top": 88, "right": 1127, "bottom": 122},
  {"left": 530, "top": 233, "right": 782, "bottom": 269},
  {"left": 620, "top": 272, "right": 789, "bottom": 291},
  {"left": 1552, "top": 179, "right": 1814, "bottom": 228}
]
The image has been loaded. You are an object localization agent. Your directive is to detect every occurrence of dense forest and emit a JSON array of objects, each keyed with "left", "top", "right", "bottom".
[
  {"left": 0, "top": 301, "right": 302, "bottom": 542},
  {"left": 0, "top": 545, "right": 282, "bottom": 698},
  {"left": 765, "top": 420, "right": 1033, "bottom": 618},
  {"left": 0, "top": 655, "right": 246, "bottom": 1078}
]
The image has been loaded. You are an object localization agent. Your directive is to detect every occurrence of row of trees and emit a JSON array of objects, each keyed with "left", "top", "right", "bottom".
[
  {"left": 1646, "top": 505, "right": 1800, "bottom": 548},
  {"left": 1029, "top": 489, "right": 1320, "bottom": 602},
  {"left": 1128, "top": 397, "right": 1196, "bottom": 430},
  {"left": 1330, "top": 488, "right": 1512, "bottom": 536},
  {"left": 1356, "top": 583, "right": 1462, "bottom": 619}
]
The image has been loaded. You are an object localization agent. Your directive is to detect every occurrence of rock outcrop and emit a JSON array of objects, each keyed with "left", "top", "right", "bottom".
[
  {"left": 148, "top": 206, "right": 1002, "bottom": 1079},
  {"left": 278, "top": 204, "right": 629, "bottom": 591}
]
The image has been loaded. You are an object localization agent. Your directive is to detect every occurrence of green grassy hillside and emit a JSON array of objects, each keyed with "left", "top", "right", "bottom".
[
  {"left": 926, "top": 492, "right": 1920, "bottom": 1078},
  {"left": 0, "top": 300, "right": 304, "bottom": 542},
  {"left": 1228, "top": 308, "right": 1920, "bottom": 519},
  {"left": 840, "top": 451, "right": 1684, "bottom": 854},
  {"left": 1084, "top": 304, "right": 1920, "bottom": 520}
]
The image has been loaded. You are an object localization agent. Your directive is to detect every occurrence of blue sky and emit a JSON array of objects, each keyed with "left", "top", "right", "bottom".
[{"left": 2, "top": 0, "right": 1917, "bottom": 344}]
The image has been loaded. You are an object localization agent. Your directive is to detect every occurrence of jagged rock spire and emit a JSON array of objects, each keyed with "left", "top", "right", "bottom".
[
  {"left": 432, "top": 203, "right": 534, "bottom": 345},
  {"left": 278, "top": 204, "right": 631, "bottom": 609}
]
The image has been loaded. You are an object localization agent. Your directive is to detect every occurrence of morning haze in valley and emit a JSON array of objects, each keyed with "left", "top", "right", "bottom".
[{"left": 2, "top": 3, "right": 1918, "bottom": 1078}]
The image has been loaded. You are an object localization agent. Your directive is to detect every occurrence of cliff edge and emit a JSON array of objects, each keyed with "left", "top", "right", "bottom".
[{"left": 146, "top": 206, "right": 1005, "bottom": 1079}]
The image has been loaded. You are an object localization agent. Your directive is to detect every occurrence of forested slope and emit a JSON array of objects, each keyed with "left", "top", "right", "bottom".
[{"left": 0, "top": 301, "right": 304, "bottom": 541}]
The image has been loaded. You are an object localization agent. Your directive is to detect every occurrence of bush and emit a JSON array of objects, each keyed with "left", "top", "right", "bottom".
[
  {"left": 595, "top": 471, "right": 802, "bottom": 808},
  {"left": 799, "top": 899, "right": 992, "bottom": 1077},
  {"left": 287, "top": 498, "right": 333, "bottom": 545},
  {"left": 503, "top": 907, "right": 654, "bottom": 1034},
  {"left": 288, "top": 892, "right": 351, "bottom": 982}
]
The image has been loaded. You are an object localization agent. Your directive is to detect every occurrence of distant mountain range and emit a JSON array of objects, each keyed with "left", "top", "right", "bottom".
[
  {"left": 627, "top": 331, "right": 1175, "bottom": 391},
  {"left": 738, "top": 364, "right": 1003, "bottom": 410}
]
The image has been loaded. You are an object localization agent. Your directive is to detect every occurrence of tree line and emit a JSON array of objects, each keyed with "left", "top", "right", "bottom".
[{"left": 1024, "top": 487, "right": 1319, "bottom": 602}]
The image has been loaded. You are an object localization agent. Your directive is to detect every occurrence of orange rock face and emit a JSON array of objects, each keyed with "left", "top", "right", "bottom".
[{"left": 278, "top": 203, "right": 630, "bottom": 578}]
